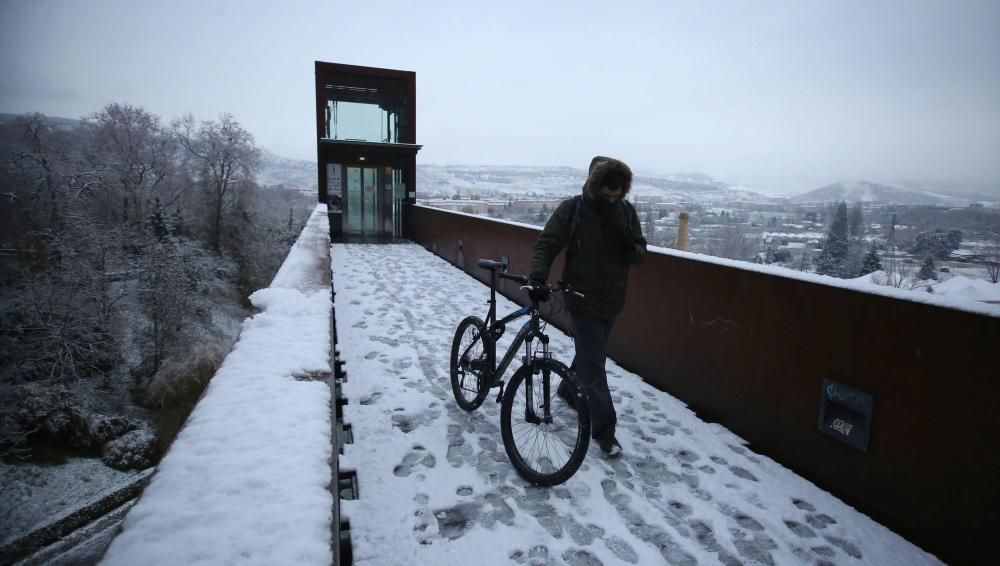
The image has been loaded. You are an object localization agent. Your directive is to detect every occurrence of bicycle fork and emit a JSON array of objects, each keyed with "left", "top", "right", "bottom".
[{"left": 524, "top": 337, "right": 553, "bottom": 425}]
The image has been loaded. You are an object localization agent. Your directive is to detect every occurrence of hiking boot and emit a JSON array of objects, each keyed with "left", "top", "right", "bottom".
[
  {"left": 597, "top": 432, "right": 623, "bottom": 457},
  {"left": 556, "top": 381, "right": 577, "bottom": 410}
]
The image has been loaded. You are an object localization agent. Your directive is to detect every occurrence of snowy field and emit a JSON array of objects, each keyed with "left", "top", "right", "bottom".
[{"left": 333, "top": 243, "right": 942, "bottom": 566}]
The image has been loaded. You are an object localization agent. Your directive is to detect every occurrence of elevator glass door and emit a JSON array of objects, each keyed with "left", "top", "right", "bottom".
[
  {"left": 345, "top": 166, "right": 404, "bottom": 237},
  {"left": 346, "top": 167, "right": 376, "bottom": 235}
]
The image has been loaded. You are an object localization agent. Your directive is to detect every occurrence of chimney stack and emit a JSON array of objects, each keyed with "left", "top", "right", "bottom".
[{"left": 677, "top": 212, "right": 689, "bottom": 251}]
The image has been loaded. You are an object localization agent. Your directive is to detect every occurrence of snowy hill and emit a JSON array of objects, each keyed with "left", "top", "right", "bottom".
[
  {"left": 254, "top": 159, "right": 775, "bottom": 204},
  {"left": 789, "top": 180, "right": 968, "bottom": 206},
  {"left": 898, "top": 180, "right": 1000, "bottom": 205},
  {"left": 257, "top": 150, "right": 318, "bottom": 195},
  {"left": 0, "top": 112, "right": 79, "bottom": 128},
  {"left": 418, "top": 164, "right": 774, "bottom": 203}
]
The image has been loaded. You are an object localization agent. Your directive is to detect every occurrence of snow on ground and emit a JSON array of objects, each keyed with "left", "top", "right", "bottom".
[
  {"left": 0, "top": 458, "right": 140, "bottom": 543},
  {"left": 333, "top": 242, "right": 943, "bottom": 566},
  {"left": 927, "top": 274, "right": 1000, "bottom": 302},
  {"left": 642, "top": 242, "right": 1000, "bottom": 318},
  {"left": 100, "top": 206, "right": 334, "bottom": 566},
  {"left": 850, "top": 271, "right": 1000, "bottom": 304}
]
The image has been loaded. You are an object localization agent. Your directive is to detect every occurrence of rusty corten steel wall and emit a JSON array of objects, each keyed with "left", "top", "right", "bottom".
[{"left": 408, "top": 204, "right": 1000, "bottom": 565}]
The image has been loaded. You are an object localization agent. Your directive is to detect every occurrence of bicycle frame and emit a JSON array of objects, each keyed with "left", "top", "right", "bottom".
[
  {"left": 479, "top": 267, "right": 550, "bottom": 388},
  {"left": 451, "top": 260, "right": 590, "bottom": 485}
]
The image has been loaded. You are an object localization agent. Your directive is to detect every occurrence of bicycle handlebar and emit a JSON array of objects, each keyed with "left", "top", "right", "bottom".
[
  {"left": 519, "top": 280, "right": 585, "bottom": 298},
  {"left": 499, "top": 272, "right": 527, "bottom": 284},
  {"left": 477, "top": 258, "right": 585, "bottom": 298}
]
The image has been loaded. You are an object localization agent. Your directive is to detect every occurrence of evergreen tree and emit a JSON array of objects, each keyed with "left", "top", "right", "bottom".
[
  {"left": 848, "top": 202, "right": 863, "bottom": 239},
  {"left": 912, "top": 229, "right": 963, "bottom": 259},
  {"left": 147, "top": 197, "right": 171, "bottom": 240},
  {"left": 860, "top": 242, "right": 882, "bottom": 276},
  {"left": 917, "top": 255, "right": 938, "bottom": 280},
  {"left": 815, "top": 201, "right": 849, "bottom": 277}
]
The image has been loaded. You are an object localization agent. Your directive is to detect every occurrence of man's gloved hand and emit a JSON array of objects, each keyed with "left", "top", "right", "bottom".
[{"left": 528, "top": 279, "right": 551, "bottom": 303}]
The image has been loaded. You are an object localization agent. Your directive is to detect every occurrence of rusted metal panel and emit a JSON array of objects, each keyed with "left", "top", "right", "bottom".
[{"left": 409, "top": 204, "right": 1000, "bottom": 565}]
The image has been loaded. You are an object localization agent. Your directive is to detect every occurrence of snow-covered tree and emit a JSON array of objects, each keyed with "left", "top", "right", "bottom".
[
  {"left": 815, "top": 202, "right": 849, "bottom": 277},
  {"left": 136, "top": 234, "right": 203, "bottom": 374},
  {"left": 911, "top": 229, "right": 962, "bottom": 260},
  {"left": 0, "top": 113, "right": 123, "bottom": 385},
  {"left": 982, "top": 237, "right": 1000, "bottom": 284},
  {"left": 83, "top": 103, "right": 178, "bottom": 227},
  {"left": 697, "top": 225, "right": 762, "bottom": 261},
  {"left": 917, "top": 255, "right": 938, "bottom": 281},
  {"left": 860, "top": 242, "right": 882, "bottom": 276},
  {"left": 0, "top": 107, "right": 308, "bottom": 466},
  {"left": 173, "top": 113, "right": 260, "bottom": 251}
]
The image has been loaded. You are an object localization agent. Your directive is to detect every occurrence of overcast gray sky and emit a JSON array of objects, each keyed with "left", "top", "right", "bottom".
[{"left": 2, "top": 0, "right": 998, "bottom": 194}]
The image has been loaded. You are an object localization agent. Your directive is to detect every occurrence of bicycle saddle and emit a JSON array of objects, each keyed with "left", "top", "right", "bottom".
[{"left": 477, "top": 259, "right": 506, "bottom": 271}]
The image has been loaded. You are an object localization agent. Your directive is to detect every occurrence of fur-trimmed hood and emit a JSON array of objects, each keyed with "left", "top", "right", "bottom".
[{"left": 583, "top": 155, "right": 633, "bottom": 200}]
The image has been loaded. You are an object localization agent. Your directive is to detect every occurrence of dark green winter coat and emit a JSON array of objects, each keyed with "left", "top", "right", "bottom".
[{"left": 530, "top": 157, "right": 647, "bottom": 320}]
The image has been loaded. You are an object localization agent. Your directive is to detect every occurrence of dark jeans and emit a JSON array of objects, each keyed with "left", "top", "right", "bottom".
[{"left": 559, "top": 313, "right": 617, "bottom": 440}]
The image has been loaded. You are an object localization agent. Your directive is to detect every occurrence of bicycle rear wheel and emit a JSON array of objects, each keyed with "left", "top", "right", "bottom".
[
  {"left": 500, "top": 361, "right": 590, "bottom": 486},
  {"left": 450, "top": 316, "right": 491, "bottom": 411}
]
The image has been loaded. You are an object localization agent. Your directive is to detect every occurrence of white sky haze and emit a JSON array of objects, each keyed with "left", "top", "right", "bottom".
[{"left": 1, "top": 0, "right": 998, "bottom": 194}]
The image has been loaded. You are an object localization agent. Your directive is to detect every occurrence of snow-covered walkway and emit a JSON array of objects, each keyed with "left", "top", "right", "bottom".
[{"left": 333, "top": 242, "right": 942, "bottom": 566}]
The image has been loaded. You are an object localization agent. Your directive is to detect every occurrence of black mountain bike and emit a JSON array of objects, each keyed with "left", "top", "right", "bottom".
[{"left": 450, "top": 258, "right": 591, "bottom": 486}]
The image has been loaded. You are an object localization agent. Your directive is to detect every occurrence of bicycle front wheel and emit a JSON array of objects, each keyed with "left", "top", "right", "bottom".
[
  {"left": 450, "top": 316, "right": 491, "bottom": 411},
  {"left": 500, "top": 361, "right": 590, "bottom": 486}
]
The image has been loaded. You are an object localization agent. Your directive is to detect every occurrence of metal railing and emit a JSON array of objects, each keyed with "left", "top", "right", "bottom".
[{"left": 406, "top": 203, "right": 1000, "bottom": 566}]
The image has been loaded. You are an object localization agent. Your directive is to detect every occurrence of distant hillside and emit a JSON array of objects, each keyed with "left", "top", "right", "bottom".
[
  {"left": 896, "top": 180, "right": 1000, "bottom": 204},
  {"left": 0, "top": 112, "right": 80, "bottom": 128},
  {"left": 264, "top": 160, "right": 776, "bottom": 204},
  {"left": 257, "top": 150, "right": 317, "bottom": 196},
  {"left": 789, "top": 180, "right": 971, "bottom": 206},
  {"left": 418, "top": 164, "right": 773, "bottom": 204}
]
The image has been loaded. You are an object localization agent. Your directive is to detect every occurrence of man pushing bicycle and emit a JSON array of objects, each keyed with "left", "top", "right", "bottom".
[{"left": 529, "top": 155, "right": 647, "bottom": 458}]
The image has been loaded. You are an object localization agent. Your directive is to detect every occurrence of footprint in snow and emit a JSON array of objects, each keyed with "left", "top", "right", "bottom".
[{"left": 393, "top": 445, "right": 436, "bottom": 477}]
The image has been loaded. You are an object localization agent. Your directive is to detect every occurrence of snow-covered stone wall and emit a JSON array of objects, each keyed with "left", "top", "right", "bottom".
[{"left": 101, "top": 205, "right": 334, "bottom": 566}]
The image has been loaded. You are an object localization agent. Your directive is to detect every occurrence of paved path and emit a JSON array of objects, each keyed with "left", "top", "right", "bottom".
[{"left": 333, "top": 242, "right": 940, "bottom": 566}]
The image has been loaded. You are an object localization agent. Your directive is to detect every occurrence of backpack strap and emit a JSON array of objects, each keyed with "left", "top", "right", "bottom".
[
  {"left": 567, "top": 195, "right": 583, "bottom": 255},
  {"left": 622, "top": 199, "right": 634, "bottom": 234}
]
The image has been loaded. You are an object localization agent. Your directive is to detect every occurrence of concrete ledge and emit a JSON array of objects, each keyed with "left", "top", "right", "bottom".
[
  {"left": 100, "top": 205, "right": 334, "bottom": 566},
  {"left": 0, "top": 468, "right": 153, "bottom": 564}
]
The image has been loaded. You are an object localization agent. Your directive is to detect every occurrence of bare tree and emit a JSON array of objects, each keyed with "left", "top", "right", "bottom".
[
  {"left": 697, "top": 225, "right": 763, "bottom": 261},
  {"left": 1, "top": 107, "right": 309, "bottom": 477},
  {"left": 173, "top": 114, "right": 260, "bottom": 251},
  {"left": 82, "top": 103, "right": 179, "bottom": 226},
  {"left": 981, "top": 237, "right": 1000, "bottom": 284},
  {"left": 0, "top": 114, "right": 125, "bottom": 385},
  {"left": 870, "top": 245, "right": 926, "bottom": 289}
]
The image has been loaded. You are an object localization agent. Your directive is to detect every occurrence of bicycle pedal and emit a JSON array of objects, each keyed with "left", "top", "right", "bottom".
[{"left": 495, "top": 381, "right": 505, "bottom": 403}]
